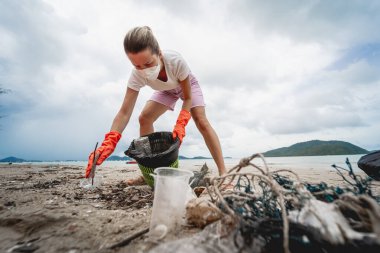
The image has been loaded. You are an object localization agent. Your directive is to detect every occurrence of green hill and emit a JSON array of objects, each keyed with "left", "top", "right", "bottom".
[
  {"left": 179, "top": 155, "right": 211, "bottom": 160},
  {"left": 107, "top": 155, "right": 131, "bottom": 161},
  {"left": 179, "top": 156, "right": 231, "bottom": 160},
  {"left": 264, "top": 140, "right": 369, "bottom": 157},
  {"left": 0, "top": 156, "right": 42, "bottom": 163}
]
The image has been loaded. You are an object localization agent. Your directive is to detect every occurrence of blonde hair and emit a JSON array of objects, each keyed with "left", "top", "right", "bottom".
[{"left": 123, "top": 26, "right": 160, "bottom": 55}]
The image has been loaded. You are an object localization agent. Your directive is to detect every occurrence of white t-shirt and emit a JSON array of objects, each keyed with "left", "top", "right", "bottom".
[{"left": 127, "top": 50, "right": 191, "bottom": 91}]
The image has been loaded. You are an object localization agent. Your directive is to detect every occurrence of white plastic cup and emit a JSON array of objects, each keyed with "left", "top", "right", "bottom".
[
  {"left": 149, "top": 167, "right": 194, "bottom": 240},
  {"left": 79, "top": 175, "right": 103, "bottom": 189}
]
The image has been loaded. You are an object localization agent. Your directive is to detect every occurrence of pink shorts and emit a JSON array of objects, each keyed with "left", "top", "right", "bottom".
[{"left": 149, "top": 74, "right": 206, "bottom": 111}]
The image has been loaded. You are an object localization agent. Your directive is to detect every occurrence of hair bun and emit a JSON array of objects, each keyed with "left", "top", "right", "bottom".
[
  {"left": 124, "top": 26, "right": 160, "bottom": 54},
  {"left": 143, "top": 26, "right": 152, "bottom": 31}
]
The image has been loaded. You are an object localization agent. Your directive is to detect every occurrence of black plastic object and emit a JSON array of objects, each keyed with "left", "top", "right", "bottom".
[
  {"left": 124, "top": 131, "right": 180, "bottom": 168},
  {"left": 358, "top": 150, "right": 380, "bottom": 181}
]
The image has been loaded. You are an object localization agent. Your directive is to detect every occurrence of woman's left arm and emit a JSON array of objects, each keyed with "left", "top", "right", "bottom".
[
  {"left": 179, "top": 76, "right": 192, "bottom": 111},
  {"left": 172, "top": 75, "right": 192, "bottom": 144}
]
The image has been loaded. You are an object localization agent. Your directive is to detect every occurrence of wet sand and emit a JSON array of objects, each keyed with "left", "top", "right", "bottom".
[{"left": 0, "top": 163, "right": 378, "bottom": 252}]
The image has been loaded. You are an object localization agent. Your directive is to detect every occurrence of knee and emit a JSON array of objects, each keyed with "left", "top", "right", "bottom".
[
  {"left": 193, "top": 116, "right": 210, "bottom": 133},
  {"left": 139, "top": 112, "right": 153, "bottom": 126}
]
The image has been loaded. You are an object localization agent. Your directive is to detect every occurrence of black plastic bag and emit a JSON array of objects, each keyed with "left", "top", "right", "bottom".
[{"left": 124, "top": 131, "right": 180, "bottom": 168}]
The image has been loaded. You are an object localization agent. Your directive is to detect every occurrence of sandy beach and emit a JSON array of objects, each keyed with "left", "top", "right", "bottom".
[{"left": 1, "top": 162, "right": 379, "bottom": 253}]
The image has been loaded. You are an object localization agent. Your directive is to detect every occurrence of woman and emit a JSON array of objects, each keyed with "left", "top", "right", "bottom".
[{"left": 85, "top": 26, "right": 226, "bottom": 183}]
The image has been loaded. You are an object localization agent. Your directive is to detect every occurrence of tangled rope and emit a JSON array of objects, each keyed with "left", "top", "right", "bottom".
[
  {"left": 203, "top": 154, "right": 379, "bottom": 253},
  {"left": 204, "top": 154, "right": 310, "bottom": 253},
  {"left": 332, "top": 158, "right": 374, "bottom": 196}
]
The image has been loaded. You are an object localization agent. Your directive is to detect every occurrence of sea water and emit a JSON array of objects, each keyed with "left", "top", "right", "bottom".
[{"left": 9, "top": 154, "right": 365, "bottom": 173}]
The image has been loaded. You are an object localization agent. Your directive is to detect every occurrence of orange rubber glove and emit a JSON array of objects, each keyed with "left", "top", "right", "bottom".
[
  {"left": 85, "top": 131, "right": 121, "bottom": 178},
  {"left": 172, "top": 109, "right": 191, "bottom": 145}
]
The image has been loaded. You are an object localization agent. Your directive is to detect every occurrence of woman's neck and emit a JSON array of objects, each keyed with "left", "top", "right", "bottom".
[{"left": 157, "top": 59, "right": 168, "bottom": 82}]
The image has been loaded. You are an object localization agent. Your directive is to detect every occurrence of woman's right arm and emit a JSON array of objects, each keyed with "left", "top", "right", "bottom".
[
  {"left": 85, "top": 87, "right": 139, "bottom": 177},
  {"left": 110, "top": 87, "right": 139, "bottom": 134}
]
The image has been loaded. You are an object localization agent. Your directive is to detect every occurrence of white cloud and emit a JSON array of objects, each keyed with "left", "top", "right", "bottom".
[
  {"left": 230, "top": 0, "right": 380, "bottom": 46},
  {"left": 0, "top": 0, "right": 379, "bottom": 161}
]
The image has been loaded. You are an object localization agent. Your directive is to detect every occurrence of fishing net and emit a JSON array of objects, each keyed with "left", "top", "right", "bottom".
[{"left": 159, "top": 154, "right": 380, "bottom": 253}]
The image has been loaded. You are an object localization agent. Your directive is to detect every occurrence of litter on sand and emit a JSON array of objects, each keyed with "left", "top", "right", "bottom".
[{"left": 154, "top": 154, "right": 380, "bottom": 253}]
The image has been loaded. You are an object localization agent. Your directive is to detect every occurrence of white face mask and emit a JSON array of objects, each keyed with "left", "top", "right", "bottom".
[{"left": 138, "top": 57, "right": 161, "bottom": 80}]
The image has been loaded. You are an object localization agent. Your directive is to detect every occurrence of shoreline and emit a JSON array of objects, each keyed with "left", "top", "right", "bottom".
[{"left": 0, "top": 162, "right": 378, "bottom": 252}]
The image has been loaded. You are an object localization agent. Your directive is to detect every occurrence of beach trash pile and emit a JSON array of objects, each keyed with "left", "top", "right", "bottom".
[{"left": 151, "top": 154, "right": 380, "bottom": 253}]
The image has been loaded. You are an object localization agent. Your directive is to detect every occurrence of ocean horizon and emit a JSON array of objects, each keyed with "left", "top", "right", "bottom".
[{"left": 1, "top": 154, "right": 366, "bottom": 173}]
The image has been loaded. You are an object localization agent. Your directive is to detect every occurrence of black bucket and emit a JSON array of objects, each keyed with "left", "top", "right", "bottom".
[{"left": 124, "top": 131, "right": 180, "bottom": 187}]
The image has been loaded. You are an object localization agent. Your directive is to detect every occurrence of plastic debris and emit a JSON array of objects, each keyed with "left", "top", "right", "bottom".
[
  {"left": 167, "top": 154, "right": 380, "bottom": 253},
  {"left": 79, "top": 175, "right": 103, "bottom": 189}
]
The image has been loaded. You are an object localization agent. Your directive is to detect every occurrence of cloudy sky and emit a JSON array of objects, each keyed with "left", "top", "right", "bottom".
[{"left": 1, "top": 0, "right": 379, "bottom": 161}]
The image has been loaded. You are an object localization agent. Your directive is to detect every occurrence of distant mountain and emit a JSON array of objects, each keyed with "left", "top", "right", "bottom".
[
  {"left": 1, "top": 156, "right": 130, "bottom": 163},
  {"left": 264, "top": 140, "right": 369, "bottom": 157},
  {"left": 193, "top": 156, "right": 213, "bottom": 159},
  {"left": 0, "top": 155, "right": 232, "bottom": 163},
  {"left": 0, "top": 156, "right": 42, "bottom": 163},
  {"left": 179, "top": 156, "right": 232, "bottom": 160},
  {"left": 107, "top": 155, "right": 131, "bottom": 161},
  {"left": 179, "top": 155, "right": 212, "bottom": 160}
]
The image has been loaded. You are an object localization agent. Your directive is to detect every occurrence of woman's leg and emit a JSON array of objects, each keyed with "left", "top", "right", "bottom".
[
  {"left": 139, "top": 100, "right": 170, "bottom": 136},
  {"left": 190, "top": 106, "right": 227, "bottom": 175},
  {"left": 127, "top": 100, "right": 169, "bottom": 185}
]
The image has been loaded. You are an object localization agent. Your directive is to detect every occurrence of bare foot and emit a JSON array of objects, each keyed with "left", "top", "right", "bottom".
[{"left": 126, "top": 175, "right": 146, "bottom": 186}]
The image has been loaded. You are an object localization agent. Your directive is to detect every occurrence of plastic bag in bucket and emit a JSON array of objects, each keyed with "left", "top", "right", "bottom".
[{"left": 124, "top": 131, "right": 180, "bottom": 187}]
